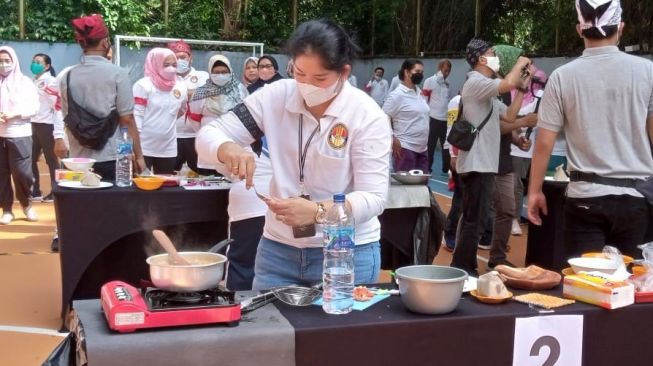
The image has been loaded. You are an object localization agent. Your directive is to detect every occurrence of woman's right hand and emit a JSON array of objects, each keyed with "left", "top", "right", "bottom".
[
  {"left": 392, "top": 137, "right": 403, "bottom": 159},
  {"left": 217, "top": 142, "right": 256, "bottom": 188}
]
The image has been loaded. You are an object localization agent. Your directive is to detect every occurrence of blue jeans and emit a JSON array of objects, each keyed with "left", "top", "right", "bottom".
[{"left": 252, "top": 237, "right": 381, "bottom": 291}]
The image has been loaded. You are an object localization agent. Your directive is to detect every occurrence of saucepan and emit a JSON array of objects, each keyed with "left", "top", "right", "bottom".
[
  {"left": 391, "top": 169, "right": 431, "bottom": 185},
  {"left": 146, "top": 230, "right": 231, "bottom": 292}
]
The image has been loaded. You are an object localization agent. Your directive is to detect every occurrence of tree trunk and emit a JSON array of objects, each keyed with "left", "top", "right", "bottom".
[
  {"left": 292, "top": 0, "right": 298, "bottom": 29},
  {"left": 223, "top": 0, "right": 243, "bottom": 39},
  {"left": 19, "top": 0, "right": 25, "bottom": 39},
  {"left": 475, "top": 0, "right": 481, "bottom": 37},
  {"left": 415, "top": 0, "right": 421, "bottom": 56},
  {"left": 163, "top": 0, "right": 169, "bottom": 28},
  {"left": 370, "top": 0, "right": 375, "bottom": 57}
]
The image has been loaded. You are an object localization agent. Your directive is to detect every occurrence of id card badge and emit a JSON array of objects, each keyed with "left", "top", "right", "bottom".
[{"left": 292, "top": 194, "right": 316, "bottom": 238}]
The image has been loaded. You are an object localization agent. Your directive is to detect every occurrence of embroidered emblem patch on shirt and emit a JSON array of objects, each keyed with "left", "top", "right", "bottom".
[
  {"left": 173, "top": 89, "right": 181, "bottom": 99},
  {"left": 191, "top": 76, "right": 198, "bottom": 83},
  {"left": 37, "top": 81, "right": 46, "bottom": 89},
  {"left": 328, "top": 123, "right": 349, "bottom": 150}
]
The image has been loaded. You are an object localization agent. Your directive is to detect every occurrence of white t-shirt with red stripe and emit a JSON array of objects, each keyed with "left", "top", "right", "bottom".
[
  {"left": 175, "top": 68, "right": 209, "bottom": 139},
  {"left": 133, "top": 77, "right": 187, "bottom": 158}
]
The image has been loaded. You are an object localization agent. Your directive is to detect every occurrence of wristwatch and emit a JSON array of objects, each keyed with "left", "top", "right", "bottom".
[{"left": 315, "top": 202, "right": 327, "bottom": 224}]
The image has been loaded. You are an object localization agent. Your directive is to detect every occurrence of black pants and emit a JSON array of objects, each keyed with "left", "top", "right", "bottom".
[
  {"left": 444, "top": 170, "right": 462, "bottom": 243},
  {"left": 175, "top": 138, "right": 216, "bottom": 176},
  {"left": 226, "top": 216, "right": 265, "bottom": 291},
  {"left": 0, "top": 136, "right": 33, "bottom": 211},
  {"left": 427, "top": 118, "right": 449, "bottom": 173},
  {"left": 144, "top": 156, "right": 177, "bottom": 175},
  {"left": 31, "top": 123, "right": 58, "bottom": 196},
  {"left": 451, "top": 172, "right": 495, "bottom": 276},
  {"left": 93, "top": 161, "right": 116, "bottom": 183},
  {"left": 564, "top": 195, "right": 649, "bottom": 258}
]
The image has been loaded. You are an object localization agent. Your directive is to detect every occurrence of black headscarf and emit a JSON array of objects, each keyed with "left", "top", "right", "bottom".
[{"left": 247, "top": 55, "right": 283, "bottom": 94}]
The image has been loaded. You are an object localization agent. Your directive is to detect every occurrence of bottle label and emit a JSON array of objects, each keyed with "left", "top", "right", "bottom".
[
  {"left": 324, "top": 227, "right": 355, "bottom": 250},
  {"left": 117, "top": 143, "right": 133, "bottom": 155}
]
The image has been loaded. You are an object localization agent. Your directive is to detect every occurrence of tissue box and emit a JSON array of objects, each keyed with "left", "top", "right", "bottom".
[
  {"left": 563, "top": 273, "right": 634, "bottom": 309},
  {"left": 55, "top": 169, "right": 84, "bottom": 182}
]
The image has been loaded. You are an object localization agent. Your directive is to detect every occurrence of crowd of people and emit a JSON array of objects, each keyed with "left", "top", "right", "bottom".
[{"left": 1, "top": 0, "right": 651, "bottom": 287}]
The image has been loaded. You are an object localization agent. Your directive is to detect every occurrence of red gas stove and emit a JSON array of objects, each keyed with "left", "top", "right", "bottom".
[{"left": 100, "top": 281, "right": 241, "bottom": 333}]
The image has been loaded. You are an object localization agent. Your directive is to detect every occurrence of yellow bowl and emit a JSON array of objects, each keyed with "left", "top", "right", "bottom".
[
  {"left": 581, "top": 252, "right": 634, "bottom": 265},
  {"left": 133, "top": 176, "right": 166, "bottom": 191}
]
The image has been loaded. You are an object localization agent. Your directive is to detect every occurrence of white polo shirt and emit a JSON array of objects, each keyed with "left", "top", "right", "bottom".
[
  {"left": 422, "top": 72, "right": 450, "bottom": 120},
  {"left": 175, "top": 68, "right": 209, "bottom": 138},
  {"left": 31, "top": 73, "right": 62, "bottom": 126},
  {"left": 133, "top": 77, "right": 187, "bottom": 158},
  {"left": 383, "top": 83, "right": 430, "bottom": 153},
  {"left": 365, "top": 78, "right": 389, "bottom": 106},
  {"left": 196, "top": 79, "right": 392, "bottom": 248}
]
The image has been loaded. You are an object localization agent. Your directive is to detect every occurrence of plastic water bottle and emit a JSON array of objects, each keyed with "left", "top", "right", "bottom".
[
  {"left": 115, "top": 127, "right": 133, "bottom": 187},
  {"left": 322, "top": 193, "right": 355, "bottom": 314}
]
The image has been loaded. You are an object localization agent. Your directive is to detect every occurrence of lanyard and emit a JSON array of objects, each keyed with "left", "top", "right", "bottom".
[{"left": 298, "top": 114, "right": 320, "bottom": 194}]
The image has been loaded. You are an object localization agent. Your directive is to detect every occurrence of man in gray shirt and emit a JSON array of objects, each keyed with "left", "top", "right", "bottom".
[
  {"left": 450, "top": 38, "right": 531, "bottom": 276},
  {"left": 528, "top": 0, "right": 653, "bottom": 257},
  {"left": 54, "top": 14, "right": 145, "bottom": 180}
]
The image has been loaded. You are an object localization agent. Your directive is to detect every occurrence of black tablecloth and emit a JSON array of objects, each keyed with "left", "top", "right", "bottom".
[
  {"left": 67, "top": 286, "right": 653, "bottom": 366},
  {"left": 277, "top": 287, "right": 653, "bottom": 366},
  {"left": 53, "top": 185, "right": 229, "bottom": 321},
  {"left": 526, "top": 181, "right": 568, "bottom": 271}
]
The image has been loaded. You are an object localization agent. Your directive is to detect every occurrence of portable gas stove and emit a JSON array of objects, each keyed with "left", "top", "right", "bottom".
[{"left": 100, "top": 280, "right": 241, "bottom": 333}]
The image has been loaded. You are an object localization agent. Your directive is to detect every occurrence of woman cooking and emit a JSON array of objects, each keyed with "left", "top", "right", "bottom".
[{"left": 196, "top": 19, "right": 392, "bottom": 290}]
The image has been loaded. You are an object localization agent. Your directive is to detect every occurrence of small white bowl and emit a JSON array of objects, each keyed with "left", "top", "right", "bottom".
[
  {"left": 61, "top": 158, "right": 96, "bottom": 171},
  {"left": 568, "top": 257, "right": 619, "bottom": 275}
]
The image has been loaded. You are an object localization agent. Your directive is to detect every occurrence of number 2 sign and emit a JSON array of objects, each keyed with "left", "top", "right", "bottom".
[{"left": 513, "top": 315, "right": 583, "bottom": 366}]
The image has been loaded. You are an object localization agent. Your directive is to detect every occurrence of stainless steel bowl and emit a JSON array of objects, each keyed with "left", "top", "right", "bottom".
[
  {"left": 146, "top": 252, "right": 226, "bottom": 292},
  {"left": 391, "top": 169, "right": 431, "bottom": 185},
  {"left": 395, "top": 265, "right": 468, "bottom": 314}
]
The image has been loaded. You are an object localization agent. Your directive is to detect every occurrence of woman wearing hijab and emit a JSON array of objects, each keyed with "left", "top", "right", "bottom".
[
  {"left": 190, "top": 54, "right": 270, "bottom": 290},
  {"left": 133, "top": 48, "right": 187, "bottom": 174},
  {"left": 242, "top": 56, "right": 259, "bottom": 88},
  {"left": 0, "top": 46, "right": 40, "bottom": 224},
  {"left": 189, "top": 54, "right": 248, "bottom": 126},
  {"left": 30, "top": 53, "right": 60, "bottom": 203},
  {"left": 246, "top": 55, "right": 283, "bottom": 94}
]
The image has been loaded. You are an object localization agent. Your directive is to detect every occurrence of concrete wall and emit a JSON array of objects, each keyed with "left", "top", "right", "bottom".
[{"left": 1, "top": 40, "right": 650, "bottom": 94}]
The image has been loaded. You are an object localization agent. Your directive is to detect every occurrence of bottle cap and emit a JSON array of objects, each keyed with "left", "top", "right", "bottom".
[{"left": 333, "top": 193, "right": 345, "bottom": 202}]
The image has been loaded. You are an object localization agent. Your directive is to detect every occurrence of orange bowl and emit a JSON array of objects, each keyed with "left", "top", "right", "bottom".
[
  {"left": 633, "top": 265, "right": 648, "bottom": 277},
  {"left": 133, "top": 176, "right": 166, "bottom": 191},
  {"left": 581, "top": 252, "right": 634, "bottom": 265}
]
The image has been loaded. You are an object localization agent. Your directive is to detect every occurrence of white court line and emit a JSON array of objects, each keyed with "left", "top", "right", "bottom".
[
  {"left": 0, "top": 325, "right": 68, "bottom": 337},
  {"left": 429, "top": 178, "right": 447, "bottom": 185}
]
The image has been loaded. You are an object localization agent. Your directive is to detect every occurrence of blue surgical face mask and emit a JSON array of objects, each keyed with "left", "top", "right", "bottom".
[
  {"left": 176, "top": 59, "right": 190, "bottom": 74},
  {"left": 211, "top": 73, "right": 231, "bottom": 86}
]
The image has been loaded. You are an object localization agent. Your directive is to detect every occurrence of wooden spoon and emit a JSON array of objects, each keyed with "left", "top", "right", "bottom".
[{"left": 152, "top": 230, "right": 190, "bottom": 265}]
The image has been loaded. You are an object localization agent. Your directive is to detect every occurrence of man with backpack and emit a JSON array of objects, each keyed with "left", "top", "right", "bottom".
[{"left": 55, "top": 14, "right": 144, "bottom": 180}]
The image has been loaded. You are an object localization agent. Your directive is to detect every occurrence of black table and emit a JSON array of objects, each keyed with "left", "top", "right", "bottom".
[
  {"left": 67, "top": 287, "right": 653, "bottom": 366},
  {"left": 53, "top": 185, "right": 229, "bottom": 322},
  {"left": 527, "top": 180, "right": 568, "bottom": 271}
]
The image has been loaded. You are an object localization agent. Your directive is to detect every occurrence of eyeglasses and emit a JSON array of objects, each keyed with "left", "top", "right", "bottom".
[{"left": 258, "top": 64, "right": 274, "bottom": 70}]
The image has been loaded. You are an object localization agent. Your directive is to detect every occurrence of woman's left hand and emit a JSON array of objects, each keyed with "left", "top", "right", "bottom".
[{"left": 267, "top": 197, "right": 317, "bottom": 227}]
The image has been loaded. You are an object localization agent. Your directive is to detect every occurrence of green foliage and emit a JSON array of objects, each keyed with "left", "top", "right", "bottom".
[{"left": 0, "top": 0, "right": 651, "bottom": 56}]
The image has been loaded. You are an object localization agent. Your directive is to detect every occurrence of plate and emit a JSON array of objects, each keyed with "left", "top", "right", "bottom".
[
  {"left": 581, "top": 252, "right": 634, "bottom": 265},
  {"left": 58, "top": 181, "right": 113, "bottom": 190},
  {"left": 470, "top": 290, "right": 513, "bottom": 304},
  {"left": 463, "top": 276, "right": 478, "bottom": 293}
]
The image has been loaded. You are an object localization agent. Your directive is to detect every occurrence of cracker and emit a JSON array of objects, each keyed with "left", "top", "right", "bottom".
[{"left": 513, "top": 293, "right": 575, "bottom": 309}]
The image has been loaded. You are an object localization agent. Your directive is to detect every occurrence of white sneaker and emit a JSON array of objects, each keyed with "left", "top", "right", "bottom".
[
  {"left": 511, "top": 219, "right": 522, "bottom": 236},
  {"left": 23, "top": 206, "right": 38, "bottom": 222},
  {"left": 0, "top": 212, "right": 14, "bottom": 225}
]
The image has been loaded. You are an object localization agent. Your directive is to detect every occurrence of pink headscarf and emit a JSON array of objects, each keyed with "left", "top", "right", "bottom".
[
  {"left": 0, "top": 46, "right": 34, "bottom": 114},
  {"left": 144, "top": 48, "right": 177, "bottom": 92}
]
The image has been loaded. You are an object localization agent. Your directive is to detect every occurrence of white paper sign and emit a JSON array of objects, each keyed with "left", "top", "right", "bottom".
[{"left": 513, "top": 315, "right": 583, "bottom": 366}]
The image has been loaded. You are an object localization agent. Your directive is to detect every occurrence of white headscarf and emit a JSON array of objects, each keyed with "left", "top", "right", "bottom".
[{"left": 576, "top": 0, "right": 622, "bottom": 36}]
